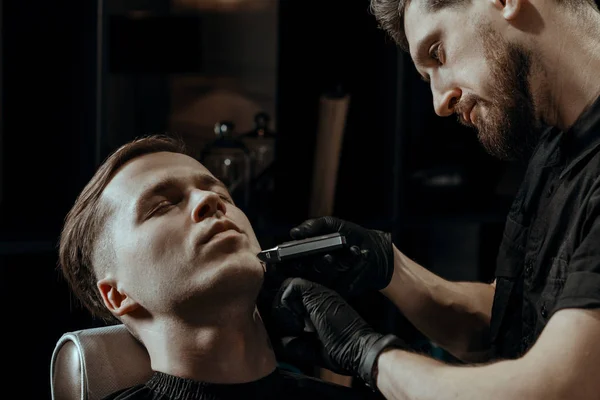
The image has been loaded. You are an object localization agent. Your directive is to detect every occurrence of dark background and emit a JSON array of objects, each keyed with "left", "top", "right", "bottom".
[{"left": 4, "top": 0, "right": 588, "bottom": 397}]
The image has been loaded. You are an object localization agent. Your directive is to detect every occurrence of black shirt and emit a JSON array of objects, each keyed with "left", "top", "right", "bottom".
[
  {"left": 490, "top": 93, "right": 600, "bottom": 359},
  {"left": 102, "top": 368, "right": 383, "bottom": 400}
]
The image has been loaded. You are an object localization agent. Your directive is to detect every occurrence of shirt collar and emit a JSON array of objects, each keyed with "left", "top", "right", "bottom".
[{"left": 559, "top": 92, "right": 600, "bottom": 178}]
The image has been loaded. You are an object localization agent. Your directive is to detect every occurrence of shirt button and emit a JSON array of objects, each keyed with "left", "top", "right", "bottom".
[
  {"left": 541, "top": 304, "right": 548, "bottom": 319},
  {"left": 521, "top": 335, "right": 532, "bottom": 352},
  {"left": 525, "top": 261, "right": 533, "bottom": 276}
]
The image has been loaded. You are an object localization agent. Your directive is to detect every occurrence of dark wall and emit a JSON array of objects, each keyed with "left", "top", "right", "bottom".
[
  {"left": 1, "top": 1, "right": 102, "bottom": 398},
  {"left": 275, "top": 0, "right": 399, "bottom": 231},
  {"left": 1, "top": 1, "right": 99, "bottom": 241}
]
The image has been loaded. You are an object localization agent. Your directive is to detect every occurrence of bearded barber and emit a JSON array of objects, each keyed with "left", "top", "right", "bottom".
[{"left": 271, "top": 0, "right": 600, "bottom": 398}]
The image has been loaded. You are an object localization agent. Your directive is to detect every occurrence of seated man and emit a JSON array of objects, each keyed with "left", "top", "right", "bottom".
[{"left": 58, "top": 134, "right": 381, "bottom": 400}]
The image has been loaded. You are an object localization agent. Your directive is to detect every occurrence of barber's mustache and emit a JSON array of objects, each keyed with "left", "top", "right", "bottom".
[{"left": 453, "top": 95, "right": 480, "bottom": 116}]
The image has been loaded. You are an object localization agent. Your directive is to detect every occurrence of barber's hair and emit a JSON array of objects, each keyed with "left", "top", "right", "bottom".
[
  {"left": 58, "top": 134, "right": 189, "bottom": 322},
  {"left": 369, "top": 0, "right": 470, "bottom": 51},
  {"left": 370, "top": 0, "right": 599, "bottom": 52}
]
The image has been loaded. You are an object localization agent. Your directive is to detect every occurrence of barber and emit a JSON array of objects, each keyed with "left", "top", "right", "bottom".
[{"left": 271, "top": 0, "right": 600, "bottom": 398}]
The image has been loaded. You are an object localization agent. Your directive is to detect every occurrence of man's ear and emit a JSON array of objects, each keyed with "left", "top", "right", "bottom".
[
  {"left": 97, "top": 278, "right": 140, "bottom": 316},
  {"left": 489, "top": 0, "right": 522, "bottom": 20}
]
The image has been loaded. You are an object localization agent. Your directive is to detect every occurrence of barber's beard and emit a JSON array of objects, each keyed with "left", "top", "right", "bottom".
[{"left": 466, "top": 26, "right": 543, "bottom": 162}]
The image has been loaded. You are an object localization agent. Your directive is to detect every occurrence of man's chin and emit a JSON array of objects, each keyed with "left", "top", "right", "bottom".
[
  {"left": 199, "top": 254, "right": 265, "bottom": 293},
  {"left": 477, "top": 133, "right": 507, "bottom": 160}
]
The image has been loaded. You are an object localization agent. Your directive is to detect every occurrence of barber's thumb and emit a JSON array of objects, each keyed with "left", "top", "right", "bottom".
[{"left": 272, "top": 278, "right": 312, "bottom": 336}]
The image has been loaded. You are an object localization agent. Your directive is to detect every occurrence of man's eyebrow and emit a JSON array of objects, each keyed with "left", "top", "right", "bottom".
[
  {"left": 134, "top": 173, "right": 228, "bottom": 217},
  {"left": 134, "top": 176, "right": 179, "bottom": 218},
  {"left": 195, "top": 173, "right": 228, "bottom": 192},
  {"left": 412, "top": 30, "right": 439, "bottom": 81}
]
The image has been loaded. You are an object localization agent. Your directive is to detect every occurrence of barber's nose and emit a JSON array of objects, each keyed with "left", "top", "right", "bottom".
[
  {"left": 433, "top": 86, "right": 461, "bottom": 117},
  {"left": 191, "top": 191, "right": 225, "bottom": 223}
]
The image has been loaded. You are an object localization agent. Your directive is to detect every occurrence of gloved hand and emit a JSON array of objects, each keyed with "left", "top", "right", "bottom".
[
  {"left": 272, "top": 277, "right": 406, "bottom": 388},
  {"left": 281, "top": 216, "right": 394, "bottom": 297}
]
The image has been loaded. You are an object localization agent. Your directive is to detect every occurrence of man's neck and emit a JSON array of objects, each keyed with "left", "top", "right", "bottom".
[
  {"left": 142, "top": 306, "right": 278, "bottom": 384},
  {"left": 534, "top": 8, "right": 600, "bottom": 130}
]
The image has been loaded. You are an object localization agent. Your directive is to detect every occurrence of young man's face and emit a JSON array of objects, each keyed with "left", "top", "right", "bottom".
[
  {"left": 404, "top": 0, "right": 542, "bottom": 161},
  {"left": 101, "top": 151, "right": 264, "bottom": 318}
]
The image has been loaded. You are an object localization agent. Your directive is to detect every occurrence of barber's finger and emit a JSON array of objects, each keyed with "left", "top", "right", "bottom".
[
  {"left": 290, "top": 218, "right": 322, "bottom": 239},
  {"left": 271, "top": 278, "right": 309, "bottom": 336},
  {"left": 275, "top": 255, "right": 324, "bottom": 279},
  {"left": 303, "top": 254, "right": 338, "bottom": 286},
  {"left": 281, "top": 333, "right": 349, "bottom": 375},
  {"left": 276, "top": 277, "right": 338, "bottom": 329},
  {"left": 316, "top": 246, "right": 363, "bottom": 274},
  {"left": 289, "top": 216, "right": 341, "bottom": 239},
  {"left": 313, "top": 253, "right": 335, "bottom": 275},
  {"left": 328, "top": 246, "right": 370, "bottom": 296},
  {"left": 280, "top": 333, "right": 322, "bottom": 366},
  {"left": 279, "top": 278, "right": 314, "bottom": 313},
  {"left": 348, "top": 245, "right": 369, "bottom": 259},
  {"left": 279, "top": 247, "right": 366, "bottom": 291}
]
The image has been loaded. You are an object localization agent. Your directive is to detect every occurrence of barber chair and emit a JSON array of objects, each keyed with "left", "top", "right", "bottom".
[{"left": 50, "top": 324, "right": 153, "bottom": 400}]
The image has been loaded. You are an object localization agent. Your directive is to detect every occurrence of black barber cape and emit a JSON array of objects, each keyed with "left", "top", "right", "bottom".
[
  {"left": 490, "top": 92, "right": 600, "bottom": 358},
  {"left": 102, "top": 368, "right": 383, "bottom": 400}
]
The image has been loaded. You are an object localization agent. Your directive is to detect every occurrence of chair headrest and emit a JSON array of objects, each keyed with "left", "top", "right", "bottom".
[{"left": 50, "top": 324, "right": 153, "bottom": 400}]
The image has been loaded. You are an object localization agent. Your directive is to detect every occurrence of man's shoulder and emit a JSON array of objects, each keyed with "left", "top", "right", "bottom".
[{"left": 277, "top": 369, "right": 384, "bottom": 399}]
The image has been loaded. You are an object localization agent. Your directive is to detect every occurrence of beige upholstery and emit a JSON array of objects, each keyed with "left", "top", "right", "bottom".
[{"left": 50, "top": 324, "right": 153, "bottom": 400}]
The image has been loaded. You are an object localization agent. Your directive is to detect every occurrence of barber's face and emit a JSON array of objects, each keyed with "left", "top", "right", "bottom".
[
  {"left": 404, "top": 0, "right": 542, "bottom": 161},
  {"left": 102, "top": 151, "right": 263, "bottom": 317}
]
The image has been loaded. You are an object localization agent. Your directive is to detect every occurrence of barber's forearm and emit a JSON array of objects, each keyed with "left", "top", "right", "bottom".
[
  {"left": 375, "top": 348, "right": 540, "bottom": 400},
  {"left": 381, "top": 246, "right": 494, "bottom": 361}
]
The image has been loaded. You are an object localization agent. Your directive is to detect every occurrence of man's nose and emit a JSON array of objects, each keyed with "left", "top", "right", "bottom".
[
  {"left": 191, "top": 191, "right": 225, "bottom": 223},
  {"left": 433, "top": 86, "right": 461, "bottom": 117}
]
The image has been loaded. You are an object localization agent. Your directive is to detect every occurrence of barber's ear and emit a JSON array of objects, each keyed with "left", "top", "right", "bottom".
[
  {"left": 490, "top": 0, "right": 522, "bottom": 20},
  {"left": 97, "top": 278, "right": 141, "bottom": 316}
]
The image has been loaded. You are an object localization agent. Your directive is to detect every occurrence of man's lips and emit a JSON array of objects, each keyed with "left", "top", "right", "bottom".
[
  {"left": 460, "top": 103, "right": 477, "bottom": 126},
  {"left": 200, "top": 219, "right": 242, "bottom": 245}
]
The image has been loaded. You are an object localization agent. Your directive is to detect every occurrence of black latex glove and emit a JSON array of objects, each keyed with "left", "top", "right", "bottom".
[
  {"left": 272, "top": 277, "right": 406, "bottom": 388},
  {"left": 281, "top": 216, "right": 394, "bottom": 297}
]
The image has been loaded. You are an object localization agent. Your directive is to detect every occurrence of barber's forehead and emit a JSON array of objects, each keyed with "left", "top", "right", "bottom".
[
  {"left": 404, "top": 1, "right": 437, "bottom": 47},
  {"left": 405, "top": 0, "right": 466, "bottom": 52}
]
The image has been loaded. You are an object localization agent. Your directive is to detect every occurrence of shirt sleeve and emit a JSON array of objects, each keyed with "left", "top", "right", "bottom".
[{"left": 555, "top": 181, "right": 600, "bottom": 311}]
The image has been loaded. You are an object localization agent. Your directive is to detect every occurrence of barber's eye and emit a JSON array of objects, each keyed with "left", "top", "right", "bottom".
[{"left": 430, "top": 43, "right": 443, "bottom": 63}]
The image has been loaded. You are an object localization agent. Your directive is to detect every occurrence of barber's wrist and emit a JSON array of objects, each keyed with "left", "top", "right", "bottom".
[
  {"left": 359, "top": 334, "right": 408, "bottom": 390},
  {"left": 380, "top": 245, "right": 402, "bottom": 298},
  {"left": 371, "top": 347, "right": 397, "bottom": 388}
]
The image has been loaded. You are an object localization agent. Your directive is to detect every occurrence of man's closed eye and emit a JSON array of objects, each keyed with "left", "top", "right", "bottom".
[{"left": 148, "top": 199, "right": 179, "bottom": 218}]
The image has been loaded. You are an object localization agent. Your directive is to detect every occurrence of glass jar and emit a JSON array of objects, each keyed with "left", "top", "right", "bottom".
[{"left": 199, "top": 121, "right": 253, "bottom": 209}]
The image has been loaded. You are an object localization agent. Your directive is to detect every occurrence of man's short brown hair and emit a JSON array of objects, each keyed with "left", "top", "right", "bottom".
[{"left": 58, "top": 134, "right": 189, "bottom": 322}]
